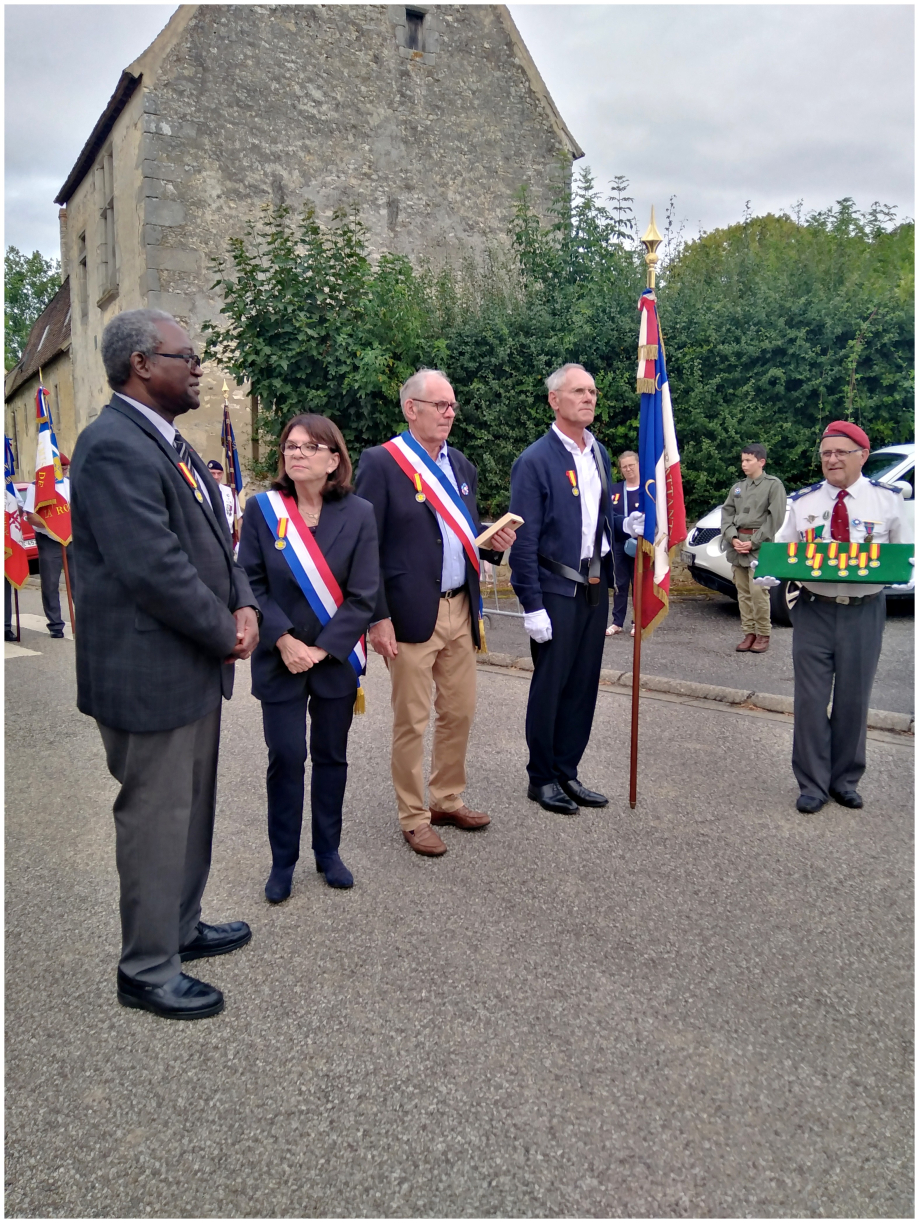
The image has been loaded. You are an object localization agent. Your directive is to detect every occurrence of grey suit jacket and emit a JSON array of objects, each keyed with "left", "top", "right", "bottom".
[{"left": 70, "top": 393, "right": 258, "bottom": 733}]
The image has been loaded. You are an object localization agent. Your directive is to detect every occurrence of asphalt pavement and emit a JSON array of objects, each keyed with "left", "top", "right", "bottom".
[
  {"left": 5, "top": 586, "right": 913, "bottom": 1218},
  {"left": 481, "top": 580, "right": 915, "bottom": 715}
]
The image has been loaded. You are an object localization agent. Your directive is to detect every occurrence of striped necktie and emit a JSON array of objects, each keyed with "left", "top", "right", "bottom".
[{"left": 173, "top": 431, "right": 191, "bottom": 466}]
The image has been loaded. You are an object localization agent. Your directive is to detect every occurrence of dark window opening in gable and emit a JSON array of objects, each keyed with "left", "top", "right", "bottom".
[{"left": 405, "top": 9, "right": 424, "bottom": 51}]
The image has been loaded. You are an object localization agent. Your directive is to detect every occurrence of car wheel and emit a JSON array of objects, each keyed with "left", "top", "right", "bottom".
[{"left": 769, "top": 580, "right": 800, "bottom": 627}]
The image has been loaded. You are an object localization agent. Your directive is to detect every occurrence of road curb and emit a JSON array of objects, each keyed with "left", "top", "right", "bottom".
[{"left": 476, "top": 654, "right": 914, "bottom": 734}]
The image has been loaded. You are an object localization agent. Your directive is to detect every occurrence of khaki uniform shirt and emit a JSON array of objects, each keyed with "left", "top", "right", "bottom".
[{"left": 721, "top": 473, "right": 787, "bottom": 567}]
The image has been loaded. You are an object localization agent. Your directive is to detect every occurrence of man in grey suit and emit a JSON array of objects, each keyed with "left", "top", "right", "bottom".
[{"left": 70, "top": 309, "right": 260, "bottom": 1020}]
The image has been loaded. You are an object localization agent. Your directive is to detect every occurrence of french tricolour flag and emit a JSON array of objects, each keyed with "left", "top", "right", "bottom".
[
  {"left": 635, "top": 289, "right": 687, "bottom": 636},
  {"left": 34, "top": 385, "right": 72, "bottom": 545}
]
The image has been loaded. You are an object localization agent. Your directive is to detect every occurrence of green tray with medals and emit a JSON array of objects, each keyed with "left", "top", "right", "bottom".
[{"left": 756, "top": 541, "right": 915, "bottom": 583}]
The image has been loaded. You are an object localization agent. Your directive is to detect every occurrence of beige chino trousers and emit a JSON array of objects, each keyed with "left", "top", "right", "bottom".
[
  {"left": 732, "top": 563, "right": 772, "bottom": 636},
  {"left": 385, "top": 592, "right": 477, "bottom": 831}
]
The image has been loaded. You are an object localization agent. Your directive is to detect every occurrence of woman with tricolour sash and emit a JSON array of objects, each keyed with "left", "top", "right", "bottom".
[{"left": 238, "top": 414, "right": 379, "bottom": 901}]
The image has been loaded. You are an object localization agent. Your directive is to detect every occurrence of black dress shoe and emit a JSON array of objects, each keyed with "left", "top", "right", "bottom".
[
  {"left": 117, "top": 970, "right": 224, "bottom": 1020},
  {"left": 5, "top": 631, "right": 17, "bottom": 642},
  {"left": 560, "top": 778, "right": 609, "bottom": 807},
  {"left": 527, "top": 781, "right": 578, "bottom": 815},
  {"left": 796, "top": 794, "right": 826, "bottom": 814},
  {"left": 49, "top": 630, "right": 65, "bottom": 639},
  {"left": 265, "top": 865, "right": 295, "bottom": 903},
  {"left": 830, "top": 789, "right": 864, "bottom": 809},
  {"left": 180, "top": 920, "right": 251, "bottom": 961}
]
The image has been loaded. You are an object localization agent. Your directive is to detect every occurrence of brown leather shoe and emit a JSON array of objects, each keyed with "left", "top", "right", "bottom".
[
  {"left": 403, "top": 824, "right": 447, "bottom": 856},
  {"left": 429, "top": 804, "right": 491, "bottom": 830},
  {"left": 749, "top": 634, "right": 770, "bottom": 653},
  {"left": 735, "top": 633, "right": 756, "bottom": 652}
]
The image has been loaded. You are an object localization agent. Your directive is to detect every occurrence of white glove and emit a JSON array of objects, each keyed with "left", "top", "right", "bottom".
[
  {"left": 753, "top": 575, "right": 780, "bottom": 587},
  {"left": 524, "top": 609, "right": 553, "bottom": 643},
  {"left": 623, "top": 511, "right": 645, "bottom": 539}
]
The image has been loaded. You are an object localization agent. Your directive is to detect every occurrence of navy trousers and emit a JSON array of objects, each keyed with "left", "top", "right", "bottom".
[
  {"left": 35, "top": 532, "right": 75, "bottom": 634},
  {"left": 261, "top": 691, "right": 354, "bottom": 865},
  {"left": 525, "top": 561, "right": 610, "bottom": 787},
  {"left": 790, "top": 591, "right": 886, "bottom": 801},
  {"left": 610, "top": 541, "right": 633, "bottom": 628}
]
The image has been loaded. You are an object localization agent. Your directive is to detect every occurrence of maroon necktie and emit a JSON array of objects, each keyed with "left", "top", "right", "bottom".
[{"left": 830, "top": 489, "right": 850, "bottom": 542}]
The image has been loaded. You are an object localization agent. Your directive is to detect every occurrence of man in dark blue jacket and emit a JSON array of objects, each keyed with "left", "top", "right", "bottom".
[
  {"left": 508, "top": 364, "right": 614, "bottom": 815},
  {"left": 355, "top": 370, "right": 517, "bottom": 855}
]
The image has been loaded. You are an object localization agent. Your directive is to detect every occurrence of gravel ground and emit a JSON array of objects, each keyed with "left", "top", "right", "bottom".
[{"left": 5, "top": 603, "right": 914, "bottom": 1218}]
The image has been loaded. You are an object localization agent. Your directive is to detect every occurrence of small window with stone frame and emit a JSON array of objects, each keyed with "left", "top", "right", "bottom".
[
  {"left": 405, "top": 8, "right": 425, "bottom": 51},
  {"left": 95, "top": 145, "right": 118, "bottom": 305},
  {"left": 77, "top": 230, "right": 88, "bottom": 320}
]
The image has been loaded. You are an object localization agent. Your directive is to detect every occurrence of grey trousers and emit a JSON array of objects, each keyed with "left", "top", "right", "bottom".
[
  {"left": 35, "top": 532, "right": 75, "bottom": 634},
  {"left": 97, "top": 705, "right": 222, "bottom": 985},
  {"left": 790, "top": 592, "right": 885, "bottom": 800}
]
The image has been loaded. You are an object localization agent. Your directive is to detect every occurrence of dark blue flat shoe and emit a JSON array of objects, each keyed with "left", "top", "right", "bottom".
[
  {"left": 265, "top": 865, "right": 295, "bottom": 903},
  {"left": 315, "top": 852, "right": 354, "bottom": 889}
]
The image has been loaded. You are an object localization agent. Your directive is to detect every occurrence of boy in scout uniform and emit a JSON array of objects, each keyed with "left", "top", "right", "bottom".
[
  {"left": 768, "top": 420, "right": 913, "bottom": 814},
  {"left": 720, "top": 443, "right": 786, "bottom": 652}
]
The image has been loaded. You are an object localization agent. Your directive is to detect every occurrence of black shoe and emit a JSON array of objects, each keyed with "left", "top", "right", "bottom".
[
  {"left": 315, "top": 851, "right": 354, "bottom": 889},
  {"left": 265, "top": 865, "right": 295, "bottom": 904},
  {"left": 4, "top": 631, "right": 16, "bottom": 642},
  {"left": 179, "top": 920, "right": 251, "bottom": 961},
  {"left": 527, "top": 781, "right": 578, "bottom": 815},
  {"left": 49, "top": 630, "right": 65, "bottom": 639},
  {"left": 796, "top": 794, "right": 826, "bottom": 814},
  {"left": 560, "top": 778, "right": 609, "bottom": 807},
  {"left": 117, "top": 970, "right": 224, "bottom": 1019},
  {"left": 830, "top": 789, "right": 864, "bottom": 809}
]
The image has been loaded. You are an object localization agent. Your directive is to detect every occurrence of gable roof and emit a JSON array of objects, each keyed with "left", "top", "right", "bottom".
[
  {"left": 54, "top": 72, "right": 141, "bottom": 205},
  {"left": 5, "top": 280, "right": 72, "bottom": 401}
]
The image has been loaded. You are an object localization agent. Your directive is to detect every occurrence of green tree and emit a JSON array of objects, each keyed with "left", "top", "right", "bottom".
[{"left": 5, "top": 246, "right": 61, "bottom": 370}]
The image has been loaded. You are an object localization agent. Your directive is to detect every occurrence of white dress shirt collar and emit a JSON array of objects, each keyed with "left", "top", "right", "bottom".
[
  {"left": 117, "top": 393, "right": 177, "bottom": 444},
  {"left": 552, "top": 422, "right": 594, "bottom": 455}
]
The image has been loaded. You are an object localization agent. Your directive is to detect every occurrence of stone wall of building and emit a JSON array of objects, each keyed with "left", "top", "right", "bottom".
[{"left": 62, "top": 4, "right": 579, "bottom": 472}]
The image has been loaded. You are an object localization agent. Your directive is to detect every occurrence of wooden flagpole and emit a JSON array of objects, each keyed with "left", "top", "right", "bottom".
[
  {"left": 628, "top": 208, "right": 664, "bottom": 809},
  {"left": 61, "top": 545, "right": 76, "bottom": 638},
  {"left": 628, "top": 544, "right": 644, "bottom": 808}
]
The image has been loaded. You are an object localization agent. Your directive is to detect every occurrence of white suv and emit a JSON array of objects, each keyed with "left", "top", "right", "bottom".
[{"left": 682, "top": 443, "right": 915, "bottom": 624}]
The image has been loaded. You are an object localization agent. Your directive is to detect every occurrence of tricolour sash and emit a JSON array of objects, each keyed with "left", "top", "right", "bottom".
[
  {"left": 382, "top": 432, "right": 480, "bottom": 575},
  {"left": 381, "top": 431, "right": 488, "bottom": 652},
  {"left": 254, "top": 490, "right": 367, "bottom": 710}
]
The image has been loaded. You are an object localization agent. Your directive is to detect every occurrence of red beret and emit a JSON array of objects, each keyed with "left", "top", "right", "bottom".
[
  {"left": 58, "top": 452, "right": 70, "bottom": 466},
  {"left": 822, "top": 420, "right": 869, "bottom": 451}
]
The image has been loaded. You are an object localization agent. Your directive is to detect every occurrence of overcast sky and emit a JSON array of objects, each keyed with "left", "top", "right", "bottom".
[{"left": 5, "top": 3, "right": 914, "bottom": 262}]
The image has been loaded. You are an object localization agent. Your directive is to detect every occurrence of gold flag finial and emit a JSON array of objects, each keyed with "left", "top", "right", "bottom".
[
  {"left": 641, "top": 207, "right": 664, "bottom": 289},
  {"left": 222, "top": 380, "right": 230, "bottom": 400}
]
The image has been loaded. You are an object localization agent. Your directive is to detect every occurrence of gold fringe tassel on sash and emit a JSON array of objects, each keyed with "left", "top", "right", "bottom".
[
  {"left": 354, "top": 681, "right": 366, "bottom": 715},
  {"left": 477, "top": 616, "right": 488, "bottom": 654}
]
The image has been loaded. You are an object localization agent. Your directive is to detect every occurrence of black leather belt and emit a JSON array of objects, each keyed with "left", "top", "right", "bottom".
[
  {"left": 538, "top": 554, "right": 588, "bottom": 585},
  {"left": 440, "top": 586, "right": 466, "bottom": 599},
  {"left": 807, "top": 590, "right": 882, "bottom": 607}
]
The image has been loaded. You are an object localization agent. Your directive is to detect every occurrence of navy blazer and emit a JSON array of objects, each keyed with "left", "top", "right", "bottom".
[
  {"left": 508, "top": 429, "right": 614, "bottom": 612},
  {"left": 70, "top": 393, "right": 258, "bottom": 733},
  {"left": 238, "top": 492, "right": 379, "bottom": 703},
  {"left": 609, "top": 480, "right": 641, "bottom": 544},
  {"left": 354, "top": 441, "right": 501, "bottom": 647}
]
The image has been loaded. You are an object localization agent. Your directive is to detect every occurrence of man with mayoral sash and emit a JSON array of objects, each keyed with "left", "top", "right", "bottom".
[{"left": 355, "top": 369, "right": 518, "bottom": 856}]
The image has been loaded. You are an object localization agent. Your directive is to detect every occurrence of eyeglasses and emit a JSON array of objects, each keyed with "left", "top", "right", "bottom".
[
  {"left": 155, "top": 351, "right": 202, "bottom": 369},
  {"left": 819, "top": 448, "right": 864, "bottom": 460},
  {"left": 282, "top": 441, "right": 331, "bottom": 457},
  {"left": 412, "top": 398, "right": 458, "bottom": 414}
]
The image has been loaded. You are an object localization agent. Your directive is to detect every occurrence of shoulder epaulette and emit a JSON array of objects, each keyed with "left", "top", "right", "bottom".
[
  {"left": 870, "top": 479, "right": 901, "bottom": 492},
  {"left": 789, "top": 482, "right": 823, "bottom": 501}
]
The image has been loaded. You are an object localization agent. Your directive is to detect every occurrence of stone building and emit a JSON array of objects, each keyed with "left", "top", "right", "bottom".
[
  {"left": 4, "top": 280, "right": 75, "bottom": 479},
  {"left": 54, "top": 4, "right": 582, "bottom": 468}
]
